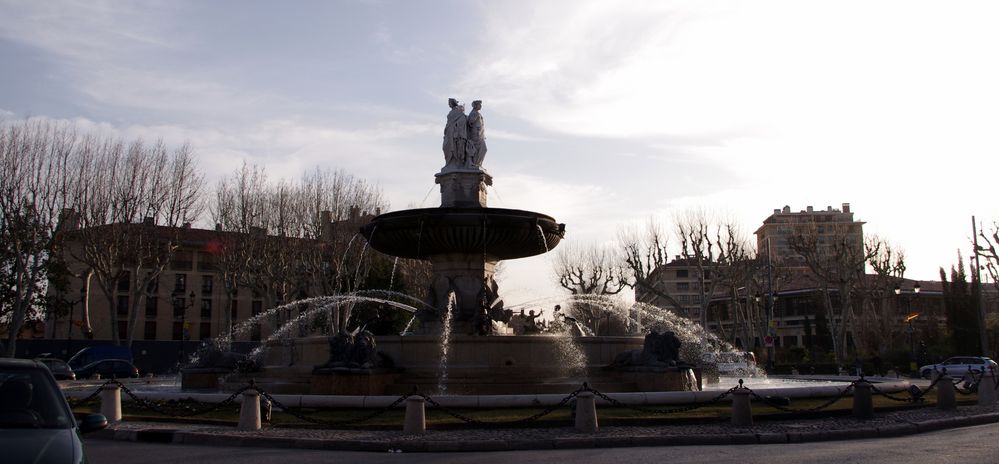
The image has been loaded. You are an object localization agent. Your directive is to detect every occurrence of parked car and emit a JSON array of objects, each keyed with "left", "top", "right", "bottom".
[
  {"left": 72, "top": 359, "right": 140, "bottom": 379},
  {"left": 919, "top": 356, "right": 998, "bottom": 379},
  {"left": 0, "top": 358, "right": 108, "bottom": 463},
  {"left": 67, "top": 346, "right": 133, "bottom": 371},
  {"left": 702, "top": 351, "right": 758, "bottom": 376},
  {"left": 34, "top": 358, "right": 76, "bottom": 381}
]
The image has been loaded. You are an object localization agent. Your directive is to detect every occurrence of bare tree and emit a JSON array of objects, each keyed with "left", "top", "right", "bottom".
[
  {"left": 853, "top": 236, "right": 906, "bottom": 358},
  {"left": 787, "top": 220, "right": 874, "bottom": 365},
  {"left": 552, "top": 242, "right": 628, "bottom": 334},
  {"left": 70, "top": 138, "right": 204, "bottom": 346},
  {"left": 0, "top": 120, "right": 78, "bottom": 356},
  {"left": 618, "top": 221, "right": 685, "bottom": 312}
]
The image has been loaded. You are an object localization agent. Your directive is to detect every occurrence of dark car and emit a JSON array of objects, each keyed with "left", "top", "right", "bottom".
[
  {"left": 0, "top": 358, "right": 108, "bottom": 463},
  {"left": 35, "top": 358, "right": 77, "bottom": 381},
  {"left": 73, "top": 359, "right": 139, "bottom": 379}
]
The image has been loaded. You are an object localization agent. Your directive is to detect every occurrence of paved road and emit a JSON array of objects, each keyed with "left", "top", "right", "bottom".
[{"left": 85, "top": 422, "right": 998, "bottom": 464}]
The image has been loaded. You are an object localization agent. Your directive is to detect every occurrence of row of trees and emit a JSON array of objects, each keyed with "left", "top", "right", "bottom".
[
  {"left": 0, "top": 119, "right": 412, "bottom": 355},
  {"left": 552, "top": 211, "right": 915, "bottom": 366}
]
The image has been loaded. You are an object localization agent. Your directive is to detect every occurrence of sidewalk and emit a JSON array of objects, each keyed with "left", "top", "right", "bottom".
[{"left": 90, "top": 402, "right": 999, "bottom": 452}]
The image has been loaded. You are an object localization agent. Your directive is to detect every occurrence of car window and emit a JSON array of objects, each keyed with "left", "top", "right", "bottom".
[{"left": 0, "top": 370, "right": 73, "bottom": 429}]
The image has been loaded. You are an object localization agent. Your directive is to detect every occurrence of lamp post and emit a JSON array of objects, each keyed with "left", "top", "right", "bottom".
[
  {"left": 895, "top": 282, "right": 921, "bottom": 374},
  {"left": 64, "top": 287, "right": 87, "bottom": 360}
]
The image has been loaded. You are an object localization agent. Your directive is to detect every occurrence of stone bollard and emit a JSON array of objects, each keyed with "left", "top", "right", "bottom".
[
  {"left": 852, "top": 380, "right": 873, "bottom": 419},
  {"left": 574, "top": 391, "right": 599, "bottom": 433},
  {"left": 937, "top": 375, "right": 956, "bottom": 410},
  {"left": 731, "top": 388, "right": 753, "bottom": 426},
  {"left": 237, "top": 389, "right": 262, "bottom": 431},
  {"left": 99, "top": 384, "right": 122, "bottom": 422},
  {"left": 980, "top": 373, "right": 998, "bottom": 406},
  {"left": 403, "top": 396, "right": 426, "bottom": 434}
]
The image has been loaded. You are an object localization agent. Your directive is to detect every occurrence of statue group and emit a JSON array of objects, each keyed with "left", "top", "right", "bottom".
[{"left": 443, "top": 98, "right": 487, "bottom": 171}]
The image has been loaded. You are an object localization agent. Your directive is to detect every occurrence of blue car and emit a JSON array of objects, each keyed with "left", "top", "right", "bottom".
[{"left": 0, "top": 358, "right": 108, "bottom": 463}]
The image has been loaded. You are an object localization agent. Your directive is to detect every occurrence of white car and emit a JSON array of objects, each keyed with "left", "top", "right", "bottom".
[
  {"left": 702, "top": 351, "right": 758, "bottom": 377},
  {"left": 919, "top": 356, "right": 998, "bottom": 379}
]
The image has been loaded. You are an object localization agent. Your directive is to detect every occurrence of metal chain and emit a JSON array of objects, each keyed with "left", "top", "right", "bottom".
[
  {"left": 586, "top": 385, "right": 737, "bottom": 415},
  {"left": 418, "top": 387, "right": 584, "bottom": 426},
  {"left": 65, "top": 379, "right": 115, "bottom": 408},
  {"left": 869, "top": 383, "right": 917, "bottom": 403},
  {"left": 115, "top": 380, "right": 249, "bottom": 418},
  {"left": 258, "top": 388, "right": 410, "bottom": 427},
  {"left": 746, "top": 381, "right": 856, "bottom": 413}
]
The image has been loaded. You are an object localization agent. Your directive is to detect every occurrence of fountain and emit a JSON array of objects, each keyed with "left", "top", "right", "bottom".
[{"left": 202, "top": 99, "right": 705, "bottom": 395}]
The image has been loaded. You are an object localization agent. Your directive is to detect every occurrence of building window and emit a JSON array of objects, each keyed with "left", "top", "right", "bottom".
[
  {"left": 144, "top": 321, "right": 157, "bottom": 340},
  {"left": 201, "top": 275, "right": 213, "bottom": 294},
  {"left": 676, "top": 270, "right": 689, "bottom": 278},
  {"left": 174, "top": 274, "right": 187, "bottom": 292},
  {"left": 199, "top": 322, "right": 211, "bottom": 340},
  {"left": 117, "top": 321, "right": 128, "bottom": 341},
  {"left": 676, "top": 282, "right": 690, "bottom": 291},
  {"left": 117, "top": 272, "right": 131, "bottom": 293},
  {"left": 172, "top": 322, "right": 184, "bottom": 341},
  {"left": 145, "top": 297, "right": 158, "bottom": 318},
  {"left": 201, "top": 299, "right": 212, "bottom": 320},
  {"left": 117, "top": 296, "right": 129, "bottom": 316}
]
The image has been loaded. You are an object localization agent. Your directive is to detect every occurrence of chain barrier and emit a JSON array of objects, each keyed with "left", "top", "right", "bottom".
[
  {"left": 586, "top": 384, "right": 738, "bottom": 415},
  {"left": 116, "top": 380, "right": 250, "bottom": 418},
  {"left": 745, "top": 379, "right": 857, "bottom": 413},
  {"left": 257, "top": 388, "right": 410, "bottom": 427},
  {"left": 418, "top": 386, "right": 585, "bottom": 426},
  {"left": 65, "top": 378, "right": 115, "bottom": 408}
]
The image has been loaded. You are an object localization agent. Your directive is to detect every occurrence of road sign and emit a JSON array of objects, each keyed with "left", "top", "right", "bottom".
[{"left": 764, "top": 335, "right": 774, "bottom": 347}]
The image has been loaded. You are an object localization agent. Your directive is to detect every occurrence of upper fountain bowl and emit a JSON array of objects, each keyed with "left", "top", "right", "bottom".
[{"left": 359, "top": 207, "right": 565, "bottom": 260}]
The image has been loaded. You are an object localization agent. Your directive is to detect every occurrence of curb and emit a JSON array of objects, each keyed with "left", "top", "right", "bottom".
[{"left": 88, "top": 412, "right": 999, "bottom": 452}]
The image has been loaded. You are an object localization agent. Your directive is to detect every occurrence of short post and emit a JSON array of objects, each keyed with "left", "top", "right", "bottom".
[
  {"left": 574, "top": 391, "right": 599, "bottom": 433},
  {"left": 403, "top": 396, "right": 426, "bottom": 434},
  {"left": 731, "top": 388, "right": 753, "bottom": 426},
  {"left": 979, "top": 372, "right": 998, "bottom": 406},
  {"left": 99, "top": 384, "right": 122, "bottom": 422},
  {"left": 852, "top": 380, "right": 873, "bottom": 419},
  {"left": 937, "top": 374, "right": 956, "bottom": 410},
  {"left": 237, "top": 389, "right": 261, "bottom": 431}
]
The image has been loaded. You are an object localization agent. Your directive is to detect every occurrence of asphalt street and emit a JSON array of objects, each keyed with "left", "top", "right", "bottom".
[{"left": 84, "top": 421, "right": 999, "bottom": 464}]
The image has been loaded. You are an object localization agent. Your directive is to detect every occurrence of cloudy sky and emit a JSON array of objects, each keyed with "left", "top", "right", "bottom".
[{"left": 2, "top": 0, "right": 998, "bottom": 305}]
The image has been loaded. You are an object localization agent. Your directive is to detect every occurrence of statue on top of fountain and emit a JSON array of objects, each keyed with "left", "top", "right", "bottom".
[
  {"left": 442, "top": 98, "right": 486, "bottom": 172},
  {"left": 315, "top": 329, "right": 390, "bottom": 371}
]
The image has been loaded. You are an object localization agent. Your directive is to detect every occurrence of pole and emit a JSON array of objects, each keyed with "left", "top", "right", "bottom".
[
  {"left": 766, "top": 237, "right": 775, "bottom": 373},
  {"left": 972, "top": 216, "right": 991, "bottom": 356}
]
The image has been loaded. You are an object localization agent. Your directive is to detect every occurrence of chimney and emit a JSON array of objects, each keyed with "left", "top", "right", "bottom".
[
  {"left": 143, "top": 216, "right": 155, "bottom": 226},
  {"left": 215, "top": 223, "right": 222, "bottom": 232},
  {"left": 842, "top": 203, "right": 851, "bottom": 214},
  {"left": 806, "top": 206, "right": 813, "bottom": 212},
  {"left": 320, "top": 210, "right": 333, "bottom": 241},
  {"left": 183, "top": 222, "right": 192, "bottom": 229},
  {"left": 782, "top": 205, "right": 790, "bottom": 214},
  {"left": 349, "top": 206, "right": 360, "bottom": 221},
  {"left": 773, "top": 209, "right": 780, "bottom": 215}
]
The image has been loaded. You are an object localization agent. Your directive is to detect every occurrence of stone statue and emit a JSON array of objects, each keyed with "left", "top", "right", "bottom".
[
  {"left": 608, "top": 330, "right": 686, "bottom": 369},
  {"left": 442, "top": 98, "right": 468, "bottom": 171},
  {"left": 466, "top": 100, "right": 486, "bottom": 168},
  {"left": 316, "top": 329, "right": 390, "bottom": 371}
]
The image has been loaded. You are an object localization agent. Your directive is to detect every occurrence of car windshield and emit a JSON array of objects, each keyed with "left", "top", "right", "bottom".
[{"left": 0, "top": 369, "right": 74, "bottom": 429}]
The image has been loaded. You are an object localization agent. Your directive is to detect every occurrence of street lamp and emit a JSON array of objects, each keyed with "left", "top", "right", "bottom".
[{"left": 895, "top": 282, "right": 921, "bottom": 375}]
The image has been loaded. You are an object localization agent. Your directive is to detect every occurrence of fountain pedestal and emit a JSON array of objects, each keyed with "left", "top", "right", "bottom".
[{"left": 435, "top": 168, "right": 492, "bottom": 208}]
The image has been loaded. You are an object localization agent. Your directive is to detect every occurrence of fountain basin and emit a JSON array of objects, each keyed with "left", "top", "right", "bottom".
[
  {"left": 234, "top": 335, "right": 695, "bottom": 395},
  {"left": 359, "top": 207, "right": 565, "bottom": 260}
]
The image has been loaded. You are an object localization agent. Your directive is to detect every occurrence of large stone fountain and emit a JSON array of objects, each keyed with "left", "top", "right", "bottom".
[{"left": 215, "top": 99, "right": 700, "bottom": 395}]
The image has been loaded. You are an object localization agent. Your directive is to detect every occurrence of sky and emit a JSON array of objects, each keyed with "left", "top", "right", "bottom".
[{"left": 2, "top": 0, "right": 998, "bottom": 307}]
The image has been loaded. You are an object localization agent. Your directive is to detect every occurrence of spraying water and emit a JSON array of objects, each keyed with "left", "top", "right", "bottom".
[{"left": 436, "top": 291, "right": 456, "bottom": 394}]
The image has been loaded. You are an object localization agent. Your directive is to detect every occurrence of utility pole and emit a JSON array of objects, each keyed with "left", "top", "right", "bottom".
[{"left": 972, "top": 216, "right": 991, "bottom": 356}]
